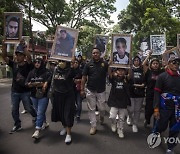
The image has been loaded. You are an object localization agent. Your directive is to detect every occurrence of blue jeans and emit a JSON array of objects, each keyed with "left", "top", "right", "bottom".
[
  {"left": 75, "top": 91, "right": 82, "bottom": 117},
  {"left": 11, "top": 92, "right": 37, "bottom": 126},
  {"left": 31, "top": 97, "right": 49, "bottom": 129}
]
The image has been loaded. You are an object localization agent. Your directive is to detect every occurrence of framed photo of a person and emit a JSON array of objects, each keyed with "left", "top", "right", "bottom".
[
  {"left": 111, "top": 34, "right": 132, "bottom": 68},
  {"left": 4, "top": 12, "right": 22, "bottom": 43},
  {"left": 177, "top": 34, "right": 180, "bottom": 50},
  {"left": 51, "top": 26, "right": 79, "bottom": 61},
  {"left": 22, "top": 36, "right": 30, "bottom": 49},
  {"left": 94, "top": 35, "right": 109, "bottom": 58},
  {"left": 162, "top": 47, "right": 180, "bottom": 65},
  {"left": 139, "top": 37, "right": 150, "bottom": 57},
  {"left": 150, "top": 34, "right": 166, "bottom": 55}
]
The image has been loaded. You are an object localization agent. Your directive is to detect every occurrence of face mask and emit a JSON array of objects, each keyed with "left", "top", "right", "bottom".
[{"left": 58, "top": 61, "right": 66, "bottom": 69}]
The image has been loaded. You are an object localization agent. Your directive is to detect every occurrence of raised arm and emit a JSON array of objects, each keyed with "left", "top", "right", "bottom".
[
  {"left": 142, "top": 50, "right": 153, "bottom": 73},
  {"left": 2, "top": 41, "right": 10, "bottom": 64}
]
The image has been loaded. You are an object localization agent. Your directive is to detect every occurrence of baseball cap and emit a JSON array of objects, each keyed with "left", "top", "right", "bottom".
[
  {"left": 168, "top": 56, "right": 180, "bottom": 63},
  {"left": 15, "top": 44, "right": 25, "bottom": 55}
]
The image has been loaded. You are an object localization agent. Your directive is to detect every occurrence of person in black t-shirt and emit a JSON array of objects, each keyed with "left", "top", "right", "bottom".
[
  {"left": 2, "top": 41, "right": 37, "bottom": 133},
  {"left": 81, "top": 47, "right": 108, "bottom": 135},
  {"left": 107, "top": 67, "right": 131, "bottom": 138},
  {"left": 51, "top": 60, "right": 75, "bottom": 144},
  {"left": 26, "top": 58, "right": 51, "bottom": 139},
  {"left": 127, "top": 56, "right": 145, "bottom": 133},
  {"left": 142, "top": 51, "right": 164, "bottom": 128},
  {"left": 73, "top": 59, "right": 83, "bottom": 122},
  {"left": 153, "top": 57, "right": 180, "bottom": 153}
]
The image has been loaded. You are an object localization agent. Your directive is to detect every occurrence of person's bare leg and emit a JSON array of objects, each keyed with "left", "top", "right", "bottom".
[{"left": 66, "top": 127, "right": 71, "bottom": 135}]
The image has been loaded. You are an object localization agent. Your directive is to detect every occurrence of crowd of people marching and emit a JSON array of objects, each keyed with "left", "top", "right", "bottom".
[{"left": 1, "top": 39, "right": 180, "bottom": 154}]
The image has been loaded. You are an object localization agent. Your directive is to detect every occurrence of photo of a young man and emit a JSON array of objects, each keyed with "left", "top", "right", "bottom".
[
  {"left": 4, "top": 12, "right": 22, "bottom": 42},
  {"left": 51, "top": 26, "right": 79, "bottom": 61},
  {"left": 113, "top": 37, "right": 130, "bottom": 65},
  {"left": 54, "top": 30, "right": 74, "bottom": 57},
  {"left": 6, "top": 16, "right": 19, "bottom": 38}
]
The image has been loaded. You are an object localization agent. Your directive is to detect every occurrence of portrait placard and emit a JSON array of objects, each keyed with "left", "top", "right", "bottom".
[
  {"left": 177, "top": 34, "right": 180, "bottom": 50},
  {"left": 139, "top": 37, "right": 150, "bottom": 57},
  {"left": 4, "top": 12, "right": 23, "bottom": 43},
  {"left": 150, "top": 34, "right": 166, "bottom": 55},
  {"left": 22, "top": 36, "right": 30, "bottom": 49},
  {"left": 51, "top": 26, "right": 79, "bottom": 61},
  {"left": 111, "top": 34, "right": 132, "bottom": 68},
  {"left": 94, "top": 35, "right": 109, "bottom": 58},
  {"left": 162, "top": 47, "right": 180, "bottom": 64}
]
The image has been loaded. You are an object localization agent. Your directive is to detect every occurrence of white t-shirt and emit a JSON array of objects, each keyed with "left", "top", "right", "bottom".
[{"left": 113, "top": 52, "right": 129, "bottom": 64}]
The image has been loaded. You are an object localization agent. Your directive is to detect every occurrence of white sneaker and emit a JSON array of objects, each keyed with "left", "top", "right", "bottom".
[
  {"left": 21, "top": 110, "right": 27, "bottom": 114},
  {"left": 166, "top": 149, "right": 174, "bottom": 154},
  {"left": 60, "top": 128, "right": 66, "bottom": 135},
  {"left": 95, "top": 111, "right": 100, "bottom": 116},
  {"left": 65, "top": 135, "right": 71, "bottom": 144},
  {"left": 32, "top": 130, "right": 40, "bottom": 139},
  {"left": 132, "top": 125, "right": 138, "bottom": 133},
  {"left": 41, "top": 122, "right": 49, "bottom": 130},
  {"left": 118, "top": 129, "right": 124, "bottom": 138},
  {"left": 111, "top": 124, "right": 117, "bottom": 132},
  {"left": 126, "top": 116, "right": 132, "bottom": 126}
]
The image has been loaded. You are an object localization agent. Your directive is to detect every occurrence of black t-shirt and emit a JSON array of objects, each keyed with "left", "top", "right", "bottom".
[
  {"left": 145, "top": 69, "right": 163, "bottom": 98},
  {"left": 108, "top": 76, "right": 131, "bottom": 108},
  {"left": 129, "top": 67, "right": 145, "bottom": 98},
  {"left": 26, "top": 68, "right": 51, "bottom": 97},
  {"left": 154, "top": 71, "right": 180, "bottom": 109},
  {"left": 53, "top": 66, "right": 75, "bottom": 93},
  {"left": 74, "top": 67, "right": 82, "bottom": 92},
  {"left": 8, "top": 60, "right": 34, "bottom": 93},
  {"left": 82, "top": 59, "right": 108, "bottom": 93}
]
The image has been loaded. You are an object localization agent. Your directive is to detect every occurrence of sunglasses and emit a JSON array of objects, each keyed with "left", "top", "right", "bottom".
[
  {"left": 171, "top": 61, "right": 179, "bottom": 65},
  {"left": 35, "top": 61, "right": 41, "bottom": 64}
]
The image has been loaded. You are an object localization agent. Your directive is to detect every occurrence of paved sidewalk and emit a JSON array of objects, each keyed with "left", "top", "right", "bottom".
[{"left": 0, "top": 78, "right": 12, "bottom": 83}]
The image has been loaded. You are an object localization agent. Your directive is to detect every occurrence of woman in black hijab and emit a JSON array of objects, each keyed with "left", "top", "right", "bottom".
[{"left": 26, "top": 58, "right": 51, "bottom": 139}]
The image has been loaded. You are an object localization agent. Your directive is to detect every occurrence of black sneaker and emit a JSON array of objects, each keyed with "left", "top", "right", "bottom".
[
  {"left": 9, "top": 125, "right": 22, "bottom": 134},
  {"left": 144, "top": 120, "right": 150, "bottom": 128},
  {"left": 75, "top": 117, "right": 80, "bottom": 123}
]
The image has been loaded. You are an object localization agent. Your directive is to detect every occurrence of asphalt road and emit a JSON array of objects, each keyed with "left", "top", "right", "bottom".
[{"left": 0, "top": 81, "right": 179, "bottom": 154}]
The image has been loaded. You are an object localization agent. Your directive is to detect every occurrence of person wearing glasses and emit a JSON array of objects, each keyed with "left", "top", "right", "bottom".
[
  {"left": 113, "top": 38, "right": 129, "bottom": 65},
  {"left": 26, "top": 58, "right": 51, "bottom": 139},
  {"left": 153, "top": 57, "right": 180, "bottom": 154}
]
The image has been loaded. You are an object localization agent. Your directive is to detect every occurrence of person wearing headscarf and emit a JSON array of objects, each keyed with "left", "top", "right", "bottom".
[
  {"left": 51, "top": 60, "right": 75, "bottom": 144},
  {"left": 26, "top": 58, "right": 51, "bottom": 139}
]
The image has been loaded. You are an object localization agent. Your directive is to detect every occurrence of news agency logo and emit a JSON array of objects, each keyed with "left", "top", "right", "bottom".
[
  {"left": 147, "top": 133, "right": 161, "bottom": 148},
  {"left": 147, "top": 133, "right": 180, "bottom": 149}
]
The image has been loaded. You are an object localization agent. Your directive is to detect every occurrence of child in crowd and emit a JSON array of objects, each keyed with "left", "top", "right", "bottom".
[
  {"left": 107, "top": 67, "right": 131, "bottom": 138},
  {"left": 113, "top": 38, "right": 129, "bottom": 65}
]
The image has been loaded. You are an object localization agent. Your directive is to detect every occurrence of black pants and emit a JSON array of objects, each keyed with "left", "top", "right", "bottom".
[
  {"left": 145, "top": 97, "right": 154, "bottom": 124},
  {"left": 156, "top": 109, "right": 179, "bottom": 150}
]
